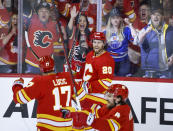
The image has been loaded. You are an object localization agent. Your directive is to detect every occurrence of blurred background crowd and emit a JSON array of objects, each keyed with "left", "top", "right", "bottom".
[{"left": 0, "top": 0, "right": 173, "bottom": 79}]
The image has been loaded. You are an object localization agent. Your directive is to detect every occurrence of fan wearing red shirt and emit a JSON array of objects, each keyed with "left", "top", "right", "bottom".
[
  {"left": 24, "top": 1, "right": 59, "bottom": 74},
  {"left": 12, "top": 55, "right": 82, "bottom": 131},
  {"left": 0, "top": 0, "right": 11, "bottom": 28}
]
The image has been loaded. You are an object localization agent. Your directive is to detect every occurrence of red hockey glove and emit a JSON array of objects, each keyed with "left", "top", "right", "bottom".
[
  {"left": 71, "top": 112, "right": 88, "bottom": 129},
  {"left": 71, "top": 112, "right": 95, "bottom": 129},
  {"left": 12, "top": 78, "right": 24, "bottom": 104},
  {"left": 13, "top": 78, "right": 24, "bottom": 87}
]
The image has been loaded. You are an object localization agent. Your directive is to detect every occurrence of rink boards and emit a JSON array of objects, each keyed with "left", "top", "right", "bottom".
[{"left": 0, "top": 76, "right": 173, "bottom": 131}]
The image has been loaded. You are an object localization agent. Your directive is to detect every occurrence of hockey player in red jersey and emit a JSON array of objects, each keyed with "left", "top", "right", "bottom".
[
  {"left": 79, "top": 32, "right": 115, "bottom": 109},
  {"left": 12, "top": 55, "right": 82, "bottom": 131},
  {"left": 62, "top": 84, "right": 133, "bottom": 131}
]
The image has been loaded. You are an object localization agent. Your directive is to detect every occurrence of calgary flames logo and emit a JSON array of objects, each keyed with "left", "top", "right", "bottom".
[
  {"left": 33, "top": 31, "right": 53, "bottom": 48},
  {"left": 73, "top": 45, "right": 86, "bottom": 63}
]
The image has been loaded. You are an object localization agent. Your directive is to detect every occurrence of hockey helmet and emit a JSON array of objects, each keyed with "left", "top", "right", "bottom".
[
  {"left": 107, "top": 84, "right": 128, "bottom": 101},
  {"left": 39, "top": 55, "right": 55, "bottom": 73},
  {"left": 91, "top": 32, "right": 106, "bottom": 42}
]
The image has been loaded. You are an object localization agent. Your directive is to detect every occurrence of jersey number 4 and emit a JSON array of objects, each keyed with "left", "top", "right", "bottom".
[{"left": 53, "top": 85, "right": 71, "bottom": 110}]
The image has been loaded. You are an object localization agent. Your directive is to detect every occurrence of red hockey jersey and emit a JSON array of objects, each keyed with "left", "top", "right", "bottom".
[
  {"left": 92, "top": 104, "right": 133, "bottom": 131},
  {"left": 25, "top": 14, "right": 59, "bottom": 67},
  {"left": 12, "top": 72, "right": 78, "bottom": 131},
  {"left": 0, "top": 8, "right": 11, "bottom": 28},
  {"left": 79, "top": 51, "right": 115, "bottom": 109},
  {"left": 0, "top": 27, "right": 17, "bottom": 65},
  {"left": 83, "top": 51, "right": 115, "bottom": 93}
]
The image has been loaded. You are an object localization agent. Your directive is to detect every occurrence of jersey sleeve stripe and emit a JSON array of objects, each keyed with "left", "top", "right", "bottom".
[
  {"left": 77, "top": 90, "right": 86, "bottom": 100},
  {"left": 21, "top": 89, "right": 32, "bottom": 102},
  {"left": 108, "top": 119, "right": 115, "bottom": 131},
  {"left": 107, "top": 119, "right": 120, "bottom": 131},
  {"left": 90, "top": 104, "right": 101, "bottom": 118},
  {"left": 18, "top": 90, "right": 29, "bottom": 104},
  {"left": 102, "top": 79, "right": 112, "bottom": 86},
  {"left": 37, "top": 122, "right": 72, "bottom": 131},
  {"left": 102, "top": 78, "right": 112, "bottom": 83},
  {"left": 98, "top": 80, "right": 109, "bottom": 90},
  {"left": 37, "top": 118, "right": 72, "bottom": 127},
  {"left": 91, "top": 104, "right": 97, "bottom": 114},
  {"left": 37, "top": 114, "right": 72, "bottom": 122},
  {"left": 110, "top": 119, "right": 120, "bottom": 130},
  {"left": 80, "top": 94, "right": 107, "bottom": 104},
  {"left": 16, "top": 91, "right": 24, "bottom": 104}
]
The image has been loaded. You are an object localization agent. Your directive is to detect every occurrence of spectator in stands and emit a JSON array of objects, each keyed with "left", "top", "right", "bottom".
[
  {"left": 102, "top": 0, "right": 139, "bottom": 25},
  {"left": 163, "top": 0, "right": 173, "bottom": 24},
  {"left": 133, "top": 0, "right": 150, "bottom": 31},
  {"left": 65, "top": 5, "right": 92, "bottom": 79},
  {"left": 103, "top": 8, "right": 137, "bottom": 76},
  {"left": 0, "top": 13, "right": 18, "bottom": 73},
  {"left": 23, "top": 1, "right": 60, "bottom": 74},
  {"left": 0, "top": 0, "right": 11, "bottom": 28},
  {"left": 128, "top": 0, "right": 151, "bottom": 77},
  {"left": 60, "top": 0, "right": 97, "bottom": 32},
  {"left": 138, "top": 2, "right": 173, "bottom": 78},
  {"left": 168, "top": 15, "right": 173, "bottom": 27}
]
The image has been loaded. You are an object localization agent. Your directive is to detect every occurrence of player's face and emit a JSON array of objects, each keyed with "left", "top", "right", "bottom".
[
  {"left": 92, "top": 39, "right": 105, "bottom": 55},
  {"left": 38, "top": 8, "right": 50, "bottom": 23},
  {"left": 105, "top": 92, "right": 116, "bottom": 108},
  {"left": 151, "top": 12, "right": 163, "bottom": 29},
  {"left": 79, "top": 15, "right": 87, "bottom": 32},
  {"left": 110, "top": 16, "right": 122, "bottom": 27}
]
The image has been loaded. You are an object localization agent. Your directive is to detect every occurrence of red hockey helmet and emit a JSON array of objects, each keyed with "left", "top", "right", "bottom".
[
  {"left": 107, "top": 84, "right": 128, "bottom": 101},
  {"left": 91, "top": 32, "right": 106, "bottom": 42},
  {"left": 39, "top": 55, "right": 55, "bottom": 73}
]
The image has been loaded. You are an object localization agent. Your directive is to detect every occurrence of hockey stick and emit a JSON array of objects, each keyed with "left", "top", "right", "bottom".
[
  {"left": 25, "top": 31, "right": 39, "bottom": 60},
  {"left": 51, "top": 0, "right": 83, "bottom": 110}
]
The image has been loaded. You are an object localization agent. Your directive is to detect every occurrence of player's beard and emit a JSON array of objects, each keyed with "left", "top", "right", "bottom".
[
  {"left": 93, "top": 46, "right": 105, "bottom": 56},
  {"left": 107, "top": 101, "right": 116, "bottom": 109}
]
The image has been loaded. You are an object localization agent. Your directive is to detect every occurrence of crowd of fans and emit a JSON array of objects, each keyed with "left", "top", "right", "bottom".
[{"left": 0, "top": 0, "right": 173, "bottom": 79}]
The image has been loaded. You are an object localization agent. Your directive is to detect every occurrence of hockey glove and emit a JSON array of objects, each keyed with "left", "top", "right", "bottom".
[
  {"left": 13, "top": 78, "right": 24, "bottom": 86},
  {"left": 60, "top": 109, "right": 71, "bottom": 119}
]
